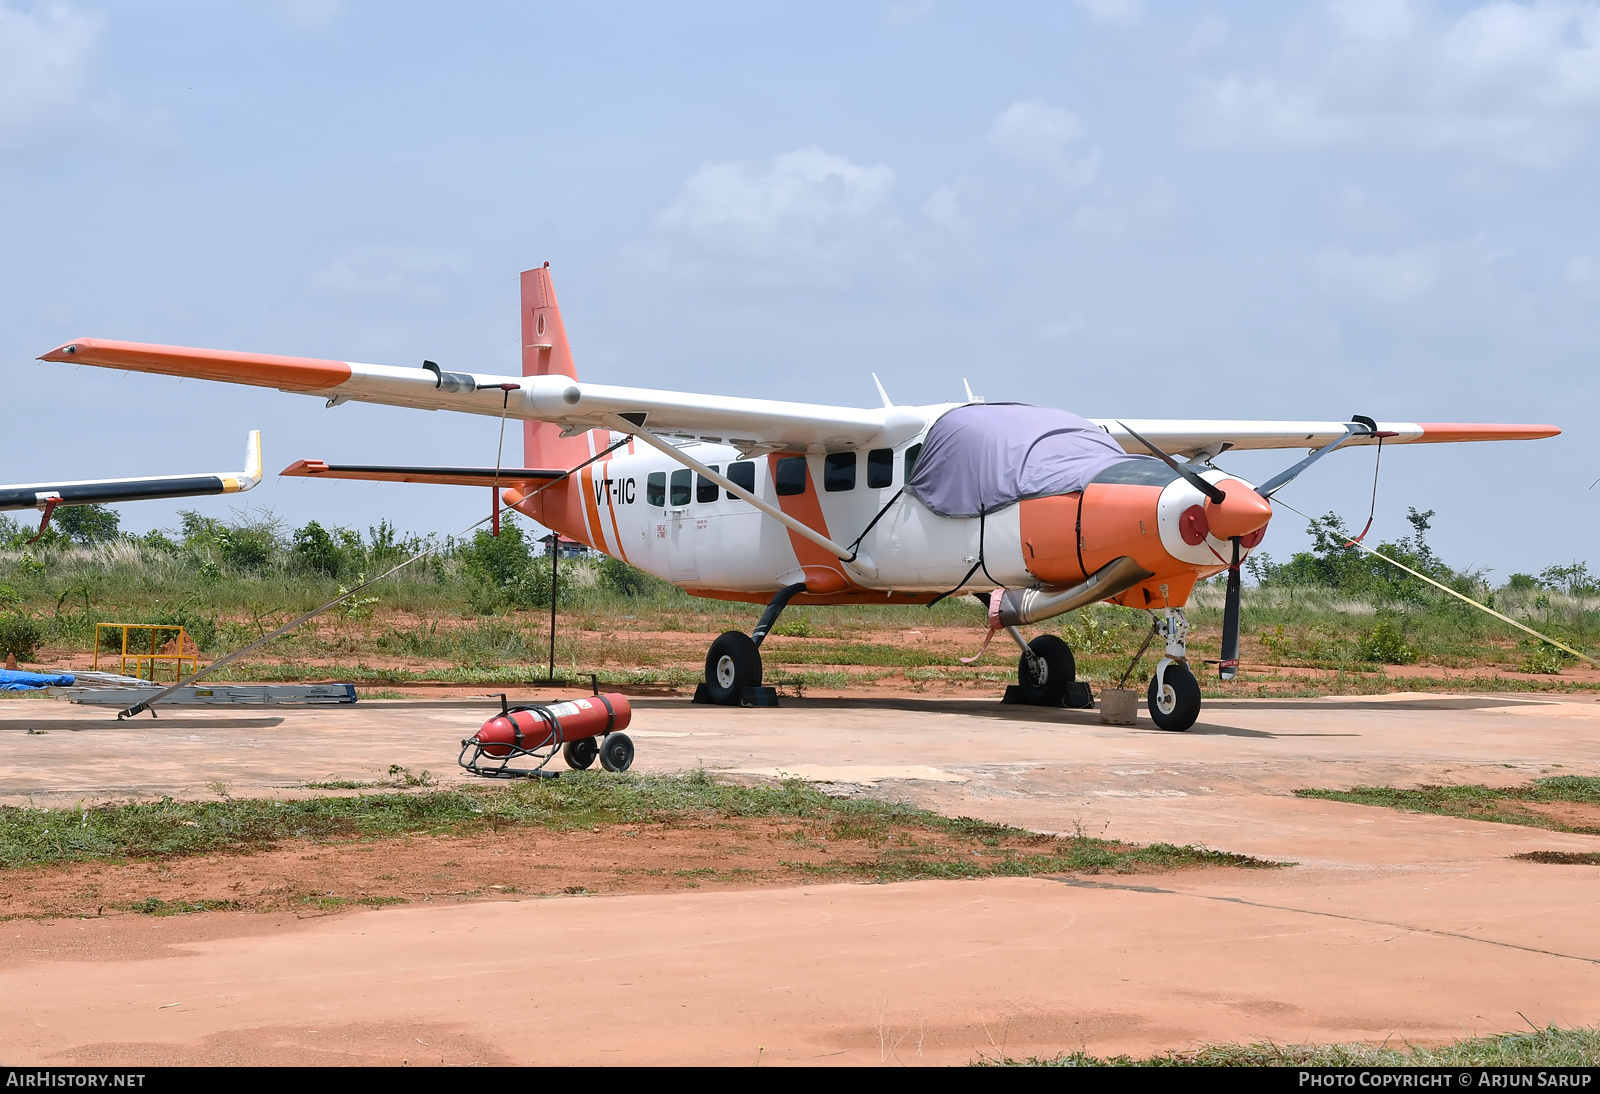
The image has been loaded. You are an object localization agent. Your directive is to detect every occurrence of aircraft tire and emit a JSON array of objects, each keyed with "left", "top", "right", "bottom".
[
  {"left": 599, "top": 732, "right": 635, "bottom": 772},
  {"left": 563, "top": 738, "right": 598, "bottom": 770},
  {"left": 1015, "top": 634, "right": 1075, "bottom": 706},
  {"left": 704, "top": 630, "right": 762, "bottom": 705},
  {"left": 1146, "top": 663, "right": 1201, "bottom": 731}
]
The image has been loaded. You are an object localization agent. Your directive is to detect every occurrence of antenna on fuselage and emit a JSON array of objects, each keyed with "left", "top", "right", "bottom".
[
  {"left": 872, "top": 373, "right": 893, "bottom": 408},
  {"left": 962, "top": 378, "right": 984, "bottom": 404}
]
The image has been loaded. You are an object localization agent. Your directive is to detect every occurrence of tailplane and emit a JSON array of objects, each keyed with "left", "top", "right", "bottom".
[{"left": 521, "top": 264, "right": 593, "bottom": 468}]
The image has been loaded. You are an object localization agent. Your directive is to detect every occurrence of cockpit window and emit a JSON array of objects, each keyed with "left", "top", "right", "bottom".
[
  {"left": 824, "top": 452, "right": 856, "bottom": 492},
  {"left": 867, "top": 448, "right": 893, "bottom": 488}
]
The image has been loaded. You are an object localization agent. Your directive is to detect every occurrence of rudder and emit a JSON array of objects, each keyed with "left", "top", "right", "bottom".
[{"left": 521, "top": 263, "right": 592, "bottom": 468}]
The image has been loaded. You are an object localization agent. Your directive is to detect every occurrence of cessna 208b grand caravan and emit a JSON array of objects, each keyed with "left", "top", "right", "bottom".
[{"left": 39, "top": 266, "right": 1557, "bottom": 730}]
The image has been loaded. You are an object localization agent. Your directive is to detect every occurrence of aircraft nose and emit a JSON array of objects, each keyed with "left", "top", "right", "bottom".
[{"left": 1204, "top": 480, "right": 1273, "bottom": 540}]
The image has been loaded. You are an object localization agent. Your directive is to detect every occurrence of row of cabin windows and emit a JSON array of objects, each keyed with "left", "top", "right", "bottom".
[{"left": 644, "top": 444, "right": 923, "bottom": 508}]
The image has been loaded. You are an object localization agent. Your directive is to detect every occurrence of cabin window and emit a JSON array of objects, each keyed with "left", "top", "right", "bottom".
[
  {"left": 670, "top": 468, "right": 692, "bottom": 506},
  {"left": 646, "top": 472, "right": 666, "bottom": 507},
  {"left": 726, "top": 460, "right": 755, "bottom": 499},
  {"left": 904, "top": 443, "right": 923, "bottom": 483},
  {"left": 824, "top": 452, "right": 856, "bottom": 492},
  {"left": 775, "top": 456, "right": 808, "bottom": 496},
  {"left": 697, "top": 466, "right": 720, "bottom": 503},
  {"left": 867, "top": 447, "right": 893, "bottom": 488}
]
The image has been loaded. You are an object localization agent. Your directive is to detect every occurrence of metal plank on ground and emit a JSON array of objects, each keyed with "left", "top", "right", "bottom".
[{"left": 62, "top": 684, "right": 358, "bottom": 706}]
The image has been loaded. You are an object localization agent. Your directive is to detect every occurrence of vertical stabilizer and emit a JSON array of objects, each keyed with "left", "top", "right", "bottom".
[{"left": 521, "top": 264, "right": 592, "bottom": 468}]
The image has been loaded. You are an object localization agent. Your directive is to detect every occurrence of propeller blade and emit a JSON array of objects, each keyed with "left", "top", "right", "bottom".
[
  {"left": 1220, "top": 537, "right": 1242, "bottom": 681},
  {"left": 1115, "top": 421, "right": 1226, "bottom": 504},
  {"left": 1253, "top": 421, "right": 1369, "bottom": 499}
]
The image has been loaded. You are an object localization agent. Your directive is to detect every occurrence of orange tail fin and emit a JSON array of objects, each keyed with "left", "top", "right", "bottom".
[{"left": 521, "top": 263, "right": 593, "bottom": 468}]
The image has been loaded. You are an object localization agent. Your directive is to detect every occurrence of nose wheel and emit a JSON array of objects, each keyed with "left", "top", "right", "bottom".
[{"left": 1147, "top": 661, "right": 1201, "bottom": 731}]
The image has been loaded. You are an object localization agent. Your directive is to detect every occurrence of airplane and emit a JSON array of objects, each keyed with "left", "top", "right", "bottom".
[
  {"left": 2, "top": 431, "right": 263, "bottom": 543},
  {"left": 36, "top": 267, "right": 1558, "bottom": 730}
]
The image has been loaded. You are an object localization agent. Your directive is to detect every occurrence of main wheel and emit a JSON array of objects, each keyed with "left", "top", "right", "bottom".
[
  {"left": 599, "top": 732, "right": 634, "bottom": 772},
  {"left": 563, "top": 737, "right": 598, "bottom": 770},
  {"left": 1146, "top": 662, "right": 1201, "bottom": 731},
  {"left": 704, "top": 630, "right": 762, "bottom": 705},
  {"left": 1015, "top": 634, "right": 1075, "bottom": 706}
]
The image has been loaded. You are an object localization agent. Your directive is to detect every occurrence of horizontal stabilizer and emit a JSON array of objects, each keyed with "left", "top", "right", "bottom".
[
  {"left": 0, "top": 430, "right": 263, "bottom": 512},
  {"left": 280, "top": 460, "right": 565, "bottom": 487}
]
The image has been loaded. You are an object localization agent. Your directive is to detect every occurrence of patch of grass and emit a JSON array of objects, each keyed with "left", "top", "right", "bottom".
[
  {"left": 118, "top": 897, "right": 242, "bottom": 916},
  {"left": 303, "top": 780, "right": 378, "bottom": 790},
  {"left": 978, "top": 1024, "right": 1600, "bottom": 1066},
  {"left": 1513, "top": 851, "right": 1600, "bottom": 865},
  {"left": 1296, "top": 775, "right": 1600, "bottom": 834},
  {"left": 0, "top": 772, "right": 1282, "bottom": 882}
]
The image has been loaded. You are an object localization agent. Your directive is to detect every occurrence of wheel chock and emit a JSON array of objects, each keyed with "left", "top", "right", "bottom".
[{"left": 739, "top": 686, "right": 779, "bottom": 707}]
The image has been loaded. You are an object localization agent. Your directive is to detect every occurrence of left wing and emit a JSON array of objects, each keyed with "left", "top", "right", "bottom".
[{"left": 0, "top": 430, "right": 263, "bottom": 512}]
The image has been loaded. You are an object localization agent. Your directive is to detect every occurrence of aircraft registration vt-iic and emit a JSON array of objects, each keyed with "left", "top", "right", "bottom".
[{"left": 39, "top": 265, "right": 1557, "bottom": 730}]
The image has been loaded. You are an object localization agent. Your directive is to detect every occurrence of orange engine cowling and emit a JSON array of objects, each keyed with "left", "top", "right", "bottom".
[{"left": 472, "top": 693, "right": 632, "bottom": 757}]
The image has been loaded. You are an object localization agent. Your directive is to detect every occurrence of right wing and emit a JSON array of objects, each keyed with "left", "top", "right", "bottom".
[
  {"left": 39, "top": 338, "right": 914, "bottom": 452},
  {"left": 0, "top": 430, "right": 262, "bottom": 512}
]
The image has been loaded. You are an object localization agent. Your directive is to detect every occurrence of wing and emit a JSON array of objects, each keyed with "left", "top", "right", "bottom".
[
  {"left": 1095, "top": 419, "right": 1559, "bottom": 457},
  {"left": 39, "top": 338, "right": 920, "bottom": 451},
  {"left": 38, "top": 339, "right": 1558, "bottom": 455},
  {"left": 0, "top": 431, "right": 263, "bottom": 512},
  {"left": 280, "top": 460, "right": 564, "bottom": 487}
]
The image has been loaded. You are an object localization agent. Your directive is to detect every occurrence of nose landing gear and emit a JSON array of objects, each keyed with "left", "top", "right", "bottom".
[{"left": 1146, "top": 608, "right": 1201, "bottom": 731}]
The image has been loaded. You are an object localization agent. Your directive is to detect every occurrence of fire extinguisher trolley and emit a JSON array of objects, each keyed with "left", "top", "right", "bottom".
[{"left": 460, "top": 690, "right": 635, "bottom": 779}]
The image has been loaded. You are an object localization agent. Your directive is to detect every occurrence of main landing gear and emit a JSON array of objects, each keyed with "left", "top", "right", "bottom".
[
  {"left": 693, "top": 581, "right": 807, "bottom": 707},
  {"left": 1145, "top": 608, "right": 1201, "bottom": 732},
  {"left": 1001, "top": 630, "right": 1094, "bottom": 709}
]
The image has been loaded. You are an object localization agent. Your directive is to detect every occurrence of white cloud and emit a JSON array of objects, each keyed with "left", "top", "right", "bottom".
[
  {"left": 1317, "top": 248, "right": 1438, "bottom": 300},
  {"left": 989, "top": 100, "right": 1100, "bottom": 184},
  {"left": 659, "top": 146, "right": 895, "bottom": 252},
  {"left": 921, "top": 185, "right": 966, "bottom": 230},
  {"left": 280, "top": 0, "right": 347, "bottom": 30},
  {"left": 0, "top": 2, "right": 105, "bottom": 146},
  {"left": 1076, "top": 0, "right": 1143, "bottom": 27},
  {"left": 1189, "top": 0, "right": 1600, "bottom": 165}
]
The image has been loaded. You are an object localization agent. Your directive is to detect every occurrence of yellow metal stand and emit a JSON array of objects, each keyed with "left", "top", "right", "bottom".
[{"left": 93, "top": 624, "right": 202, "bottom": 682}]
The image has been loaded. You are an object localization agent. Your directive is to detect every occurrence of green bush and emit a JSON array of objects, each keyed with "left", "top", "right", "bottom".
[
  {"left": 597, "top": 555, "right": 671, "bottom": 598},
  {"left": 0, "top": 614, "right": 44, "bottom": 661},
  {"left": 292, "top": 520, "right": 343, "bottom": 577},
  {"left": 1359, "top": 617, "right": 1415, "bottom": 664},
  {"left": 53, "top": 504, "right": 121, "bottom": 545},
  {"left": 1520, "top": 644, "right": 1570, "bottom": 675}
]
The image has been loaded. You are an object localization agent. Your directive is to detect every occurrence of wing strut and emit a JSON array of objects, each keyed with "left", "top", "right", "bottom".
[{"left": 606, "top": 416, "right": 855, "bottom": 562}]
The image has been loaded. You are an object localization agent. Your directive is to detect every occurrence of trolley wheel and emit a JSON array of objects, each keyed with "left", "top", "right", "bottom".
[
  {"left": 704, "top": 631, "right": 762, "bottom": 705},
  {"left": 599, "top": 732, "right": 634, "bottom": 772},
  {"left": 563, "top": 737, "right": 599, "bottom": 770},
  {"left": 1015, "top": 634, "right": 1075, "bottom": 706},
  {"left": 1147, "top": 663, "right": 1201, "bottom": 732}
]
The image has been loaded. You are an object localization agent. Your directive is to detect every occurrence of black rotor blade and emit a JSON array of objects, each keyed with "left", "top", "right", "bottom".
[
  {"left": 1220, "top": 537, "right": 1242, "bottom": 681},
  {"left": 1115, "top": 422, "right": 1226, "bottom": 504},
  {"left": 1254, "top": 422, "right": 1368, "bottom": 499}
]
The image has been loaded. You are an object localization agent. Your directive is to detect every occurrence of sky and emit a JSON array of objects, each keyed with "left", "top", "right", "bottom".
[{"left": 1, "top": 0, "right": 1596, "bottom": 580}]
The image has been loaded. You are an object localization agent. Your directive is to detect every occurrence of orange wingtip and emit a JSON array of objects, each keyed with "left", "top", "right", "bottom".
[
  {"left": 1415, "top": 423, "right": 1561, "bottom": 442},
  {"left": 38, "top": 338, "right": 351, "bottom": 392}
]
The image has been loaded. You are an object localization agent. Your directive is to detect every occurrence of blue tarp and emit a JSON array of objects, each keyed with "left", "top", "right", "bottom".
[
  {"left": 0, "top": 669, "right": 76, "bottom": 690},
  {"left": 905, "top": 402, "right": 1150, "bottom": 518}
]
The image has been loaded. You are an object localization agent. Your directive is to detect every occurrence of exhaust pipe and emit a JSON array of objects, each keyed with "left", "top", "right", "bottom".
[{"left": 996, "top": 556, "right": 1154, "bottom": 628}]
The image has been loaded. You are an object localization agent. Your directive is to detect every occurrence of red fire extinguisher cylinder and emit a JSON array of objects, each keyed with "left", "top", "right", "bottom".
[{"left": 471, "top": 693, "right": 632, "bottom": 757}]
